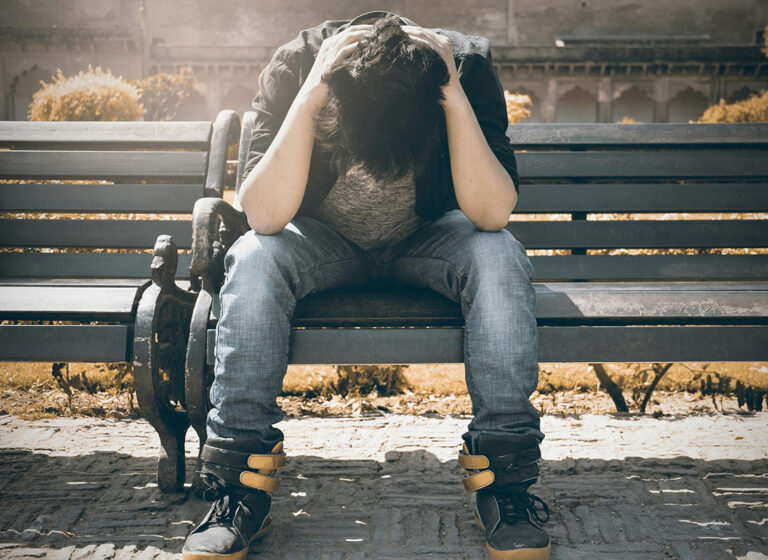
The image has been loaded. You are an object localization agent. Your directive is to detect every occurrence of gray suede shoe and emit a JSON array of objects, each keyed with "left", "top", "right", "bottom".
[
  {"left": 182, "top": 477, "right": 273, "bottom": 560},
  {"left": 459, "top": 435, "right": 551, "bottom": 560}
]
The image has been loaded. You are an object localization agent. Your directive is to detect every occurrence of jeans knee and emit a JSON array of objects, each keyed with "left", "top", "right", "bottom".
[
  {"left": 225, "top": 230, "right": 288, "bottom": 275},
  {"left": 467, "top": 230, "right": 534, "bottom": 282}
]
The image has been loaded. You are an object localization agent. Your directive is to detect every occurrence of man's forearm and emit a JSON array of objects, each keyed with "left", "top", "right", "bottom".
[
  {"left": 443, "top": 92, "right": 518, "bottom": 231},
  {"left": 238, "top": 92, "right": 320, "bottom": 235}
]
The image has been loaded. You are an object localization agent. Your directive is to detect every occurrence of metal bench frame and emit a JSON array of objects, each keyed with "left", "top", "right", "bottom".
[{"left": 0, "top": 111, "right": 241, "bottom": 491}]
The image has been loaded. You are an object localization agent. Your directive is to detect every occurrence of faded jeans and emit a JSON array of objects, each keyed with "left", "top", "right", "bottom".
[{"left": 207, "top": 208, "right": 543, "bottom": 451}]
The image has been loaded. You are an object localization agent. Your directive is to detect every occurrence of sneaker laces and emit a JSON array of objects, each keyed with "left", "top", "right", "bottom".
[
  {"left": 200, "top": 474, "right": 252, "bottom": 525},
  {"left": 497, "top": 491, "right": 550, "bottom": 527}
]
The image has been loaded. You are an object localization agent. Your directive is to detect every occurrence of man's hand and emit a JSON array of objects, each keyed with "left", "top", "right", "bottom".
[
  {"left": 299, "top": 24, "right": 373, "bottom": 111},
  {"left": 402, "top": 25, "right": 465, "bottom": 108}
]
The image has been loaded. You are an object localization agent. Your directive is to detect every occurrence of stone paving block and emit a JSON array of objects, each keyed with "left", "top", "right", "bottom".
[{"left": 0, "top": 414, "right": 766, "bottom": 559}]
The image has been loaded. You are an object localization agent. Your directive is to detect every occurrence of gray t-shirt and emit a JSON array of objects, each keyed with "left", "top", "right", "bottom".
[{"left": 311, "top": 162, "right": 427, "bottom": 250}]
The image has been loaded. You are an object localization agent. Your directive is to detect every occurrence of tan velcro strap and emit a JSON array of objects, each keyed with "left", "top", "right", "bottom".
[
  {"left": 240, "top": 471, "right": 280, "bottom": 494},
  {"left": 462, "top": 470, "right": 495, "bottom": 492},
  {"left": 247, "top": 453, "right": 286, "bottom": 471},
  {"left": 458, "top": 452, "right": 490, "bottom": 470}
]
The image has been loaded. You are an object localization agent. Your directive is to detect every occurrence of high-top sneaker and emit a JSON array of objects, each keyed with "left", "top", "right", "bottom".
[
  {"left": 458, "top": 435, "right": 551, "bottom": 560},
  {"left": 182, "top": 442, "right": 286, "bottom": 560}
]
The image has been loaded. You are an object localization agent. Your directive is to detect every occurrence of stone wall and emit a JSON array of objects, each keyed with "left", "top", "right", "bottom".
[{"left": 2, "top": 0, "right": 767, "bottom": 122}]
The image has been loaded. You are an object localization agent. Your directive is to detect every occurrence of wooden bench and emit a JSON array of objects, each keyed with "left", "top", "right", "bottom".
[
  {"left": 0, "top": 111, "right": 240, "bottom": 489},
  {"left": 173, "top": 115, "right": 768, "bottom": 493}
]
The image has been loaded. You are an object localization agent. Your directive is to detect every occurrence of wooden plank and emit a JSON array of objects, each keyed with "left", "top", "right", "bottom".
[
  {"left": 10, "top": 219, "right": 762, "bottom": 251},
  {"left": 0, "top": 121, "right": 212, "bottom": 150},
  {"left": 0, "top": 183, "right": 204, "bottom": 213},
  {"left": 0, "top": 285, "right": 146, "bottom": 320},
  {"left": 0, "top": 278, "right": 148, "bottom": 287},
  {"left": 0, "top": 252, "right": 193, "bottom": 279},
  {"left": 505, "top": 123, "right": 768, "bottom": 148},
  {"left": 205, "top": 325, "right": 768, "bottom": 364},
  {"left": 514, "top": 183, "right": 768, "bottom": 213},
  {"left": 528, "top": 255, "right": 768, "bottom": 281},
  {"left": 0, "top": 151, "right": 207, "bottom": 180},
  {"left": 210, "top": 282, "right": 768, "bottom": 327},
  {"left": 503, "top": 220, "right": 768, "bottom": 249},
  {"left": 516, "top": 151, "right": 768, "bottom": 179},
  {"left": 537, "top": 325, "right": 768, "bottom": 362},
  {"left": 0, "top": 325, "right": 129, "bottom": 362},
  {"left": 1, "top": 219, "right": 193, "bottom": 249}
]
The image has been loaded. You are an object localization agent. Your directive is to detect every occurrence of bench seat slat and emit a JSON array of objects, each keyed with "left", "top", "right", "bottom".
[
  {"left": 0, "top": 121, "right": 212, "bottom": 150},
  {"left": 0, "top": 325, "right": 130, "bottom": 362},
  {"left": 204, "top": 325, "right": 768, "bottom": 364},
  {"left": 207, "top": 282, "right": 768, "bottom": 327},
  {"left": 504, "top": 220, "right": 768, "bottom": 249},
  {"left": 1, "top": 219, "right": 193, "bottom": 249},
  {"left": 516, "top": 151, "right": 768, "bottom": 179},
  {"left": 506, "top": 123, "right": 768, "bottom": 148},
  {"left": 0, "top": 183, "right": 204, "bottom": 213},
  {"left": 0, "top": 151, "right": 208, "bottom": 180},
  {"left": 0, "top": 253, "right": 192, "bottom": 279},
  {"left": 515, "top": 183, "right": 768, "bottom": 213},
  {"left": 0, "top": 284, "right": 148, "bottom": 321}
]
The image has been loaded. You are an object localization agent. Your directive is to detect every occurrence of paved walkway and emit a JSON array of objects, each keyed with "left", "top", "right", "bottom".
[{"left": 0, "top": 412, "right": 767, "bottom": 559}]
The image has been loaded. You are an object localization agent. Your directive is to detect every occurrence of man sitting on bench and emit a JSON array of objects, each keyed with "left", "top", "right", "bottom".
[{"left": 183, "top": 11, "right": 550, "bottom": 560}]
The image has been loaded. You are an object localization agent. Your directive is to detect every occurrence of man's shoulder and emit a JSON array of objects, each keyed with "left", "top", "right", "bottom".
[{"left": 273, "top": 18, "right": 349, "bottom": 60}]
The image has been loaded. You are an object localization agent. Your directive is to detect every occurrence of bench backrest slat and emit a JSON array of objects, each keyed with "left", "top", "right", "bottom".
[
  {"left": 516, "top": 150, "right": 768, "bottom": 179},
  {"left": 0, "top": 183, "right": 205, "bottom": 213},
  {"left": 0, "top": 121, "right": 212, "bottom": 150},
  {"left": 0, "top": 252, "right": 193, "bottom": 279},
  {"left": 0, "top": 219, "right": 193, "bottom": 249},
  {"left": 504, "top": 220, "right": 768, "bottom": 249},
  {"left": 505, "top": 123, "right": 768, "bottom": 147},
  {"left": 515, "top": 183, "right": 768, "bottom": 213},
  {"left": 529, "top": 254, "right": 768, "bottom": 281},
  {"left": 0, "top": 150, "right": 208, "bottom": 181}
]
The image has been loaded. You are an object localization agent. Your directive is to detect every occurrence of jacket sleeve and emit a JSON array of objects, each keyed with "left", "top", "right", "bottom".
[
  {"left": 240, "top": 47, "right": 302, "bottom": 185},
  {"left": 458, "top": 40, "right": 520, "bottom": 193}
]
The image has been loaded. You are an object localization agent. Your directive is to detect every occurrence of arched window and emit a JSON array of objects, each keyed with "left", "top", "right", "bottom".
[
  {"left": 668, "top": 86, "right": 709, "bottom": 123},
  {"left": 612, "top": 86, "right": 653, "bottom": 123},
  {"left": 555, "top": 86, "right": 597, "bottom": 123},
  {"left": 9, "top": 66, "right": 53, "bottom": 121},
  {"left": 726, "top": 86, "right": 758, "bottom": 104}
]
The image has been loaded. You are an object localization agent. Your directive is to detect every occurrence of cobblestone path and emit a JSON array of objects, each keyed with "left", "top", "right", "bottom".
[{"left": 0, "top": 413, "right": 766, "bottom": 559}]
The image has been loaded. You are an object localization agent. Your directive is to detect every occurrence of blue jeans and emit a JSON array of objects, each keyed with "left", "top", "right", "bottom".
[{"left": 207, "top": 208, "right": 543, "bottom": 450}]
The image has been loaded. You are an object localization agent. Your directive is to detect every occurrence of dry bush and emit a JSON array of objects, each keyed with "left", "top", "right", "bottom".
[
  {"left": 504, "top": 90, "right": 533, "bottom": 124},
  {"left": 133, "top": 67, "right": 196, "bottom": 121},
  {"left": 617, "top": 116, "right": 638, "bottom": 124},
  {"left": 695, "top": 89, "right": 768, "bottom": 123},
  {"left": 28, "top": 65, "right": 145, "bottom": 121}
]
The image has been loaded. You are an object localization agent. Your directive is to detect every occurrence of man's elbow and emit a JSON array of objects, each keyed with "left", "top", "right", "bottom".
[{"left": 246, "top": 214, "right": 286, "bottom": 236}]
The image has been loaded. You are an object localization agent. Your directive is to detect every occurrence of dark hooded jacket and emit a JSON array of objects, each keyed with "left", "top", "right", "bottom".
[{"left": 241, "top": 10, "right": 519, "bottom": 222}]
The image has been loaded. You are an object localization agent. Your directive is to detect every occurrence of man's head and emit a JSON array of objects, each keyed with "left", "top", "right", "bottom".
[{"left": 313, "top": 15, "right": 450, "bottom": 181}]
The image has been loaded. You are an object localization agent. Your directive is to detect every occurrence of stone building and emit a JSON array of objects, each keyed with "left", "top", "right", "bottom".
[{"left": 1, "top": 0, "right": 766, "bottom": 123}]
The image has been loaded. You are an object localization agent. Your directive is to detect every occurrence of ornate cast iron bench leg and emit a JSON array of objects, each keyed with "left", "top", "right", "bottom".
[{"left": 134, "top": 235, "right": 197, "bottom": 492}]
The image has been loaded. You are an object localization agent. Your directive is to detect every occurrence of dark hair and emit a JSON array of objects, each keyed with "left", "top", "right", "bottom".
[{"left": 313, "top": 16, "right": 450, "bottom": 181}]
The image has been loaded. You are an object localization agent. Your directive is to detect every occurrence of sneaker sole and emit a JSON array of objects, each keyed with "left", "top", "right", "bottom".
[
  {"left": 182, "top": 516, "right": 273, "bottom": 560},
  {"left": 475, "top": 511, "right": 551, "bottom": 560}
]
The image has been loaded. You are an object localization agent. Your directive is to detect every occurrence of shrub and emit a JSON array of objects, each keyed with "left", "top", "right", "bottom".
[
  {"left": 133, "top": 67, "right": 196, "bottom": 121},
  {"left": 28, "top": 65, "right": 145, "bottom": 121},
  {"left": 695, "top": 90, "right": 768, "bottom": 123},
  {"left": 504, "top": 90, "right": 533, "bottom": 123}
]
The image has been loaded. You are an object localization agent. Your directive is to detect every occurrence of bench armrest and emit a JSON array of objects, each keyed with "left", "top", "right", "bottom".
[{"left": 191, "top": 197, "right": 249, "bottom": 291}]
